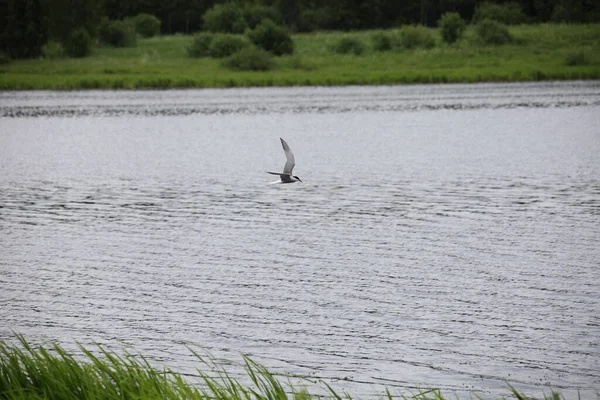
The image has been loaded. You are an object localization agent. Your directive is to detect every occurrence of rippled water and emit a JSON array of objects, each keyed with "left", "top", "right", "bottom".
[{"left": 1, "top": 82, "right": 599, "bottom": 399}]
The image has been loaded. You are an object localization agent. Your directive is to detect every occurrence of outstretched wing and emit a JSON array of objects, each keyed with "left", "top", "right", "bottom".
[{"left": 280, "top": 138, "right": 295, "bottom": 175}]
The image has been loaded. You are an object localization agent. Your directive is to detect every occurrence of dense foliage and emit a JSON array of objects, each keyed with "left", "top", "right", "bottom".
[
  {"left": 65, "top": 27, "right": 92, "bottom": 57},
  {"left": 399, "top": 25, "right": 436, "bottom": 49},
  {"left": 135, "top": 13, "right": 162, "bottom": 37},
  {"left": 203, "top": 3, "right": 248, "bottom": 33},
  {"left": 2, "top": 0, "right": 600, "bottom": 59},
  {"left": 439, "top": 12, "right": 467, "bottom": 44},
  {"left": 330, "top": 37, "right": 366, "bottom": 55},
  {"left": 187, "top": 32, "right": 216, "bottom": 57},
  {"left": 223, "top": 46, "right": 275, "bottom": 71},
  {"left": 472, "top": 2, "right": 528, "bottom": 24},
  {"left": 98, "top": 18, "right": 137, "bottom": 47},
  {"left": 209, "top": 34, "right": 251, "bottom": 58},
  {"left": 247, "top": 19, "right": 294, "bottom": 56},
  {"left": 41, "top": 40, "right": 64, "bottom": 59},
  {"left": 475, "top": 19, "right": 513, "bottom": 44}
]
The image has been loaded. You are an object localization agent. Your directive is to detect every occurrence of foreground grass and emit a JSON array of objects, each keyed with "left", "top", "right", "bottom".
[
  {"left": 1, "top": 24, "right": 599, "bottom": 90},
  {"left": 0, "top": 334, "right": 570, "bottom": 400}
]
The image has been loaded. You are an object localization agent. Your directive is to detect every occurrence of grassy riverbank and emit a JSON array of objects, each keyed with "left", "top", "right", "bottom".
[
  {"left": 1, "top": 24, "right": 599, "bottom": 90},
  {"left": 0, "top": 335, "right": 569, "bottom": 399}
]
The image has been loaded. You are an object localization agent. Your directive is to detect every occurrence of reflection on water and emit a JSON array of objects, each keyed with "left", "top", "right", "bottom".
[{"left": 1, "top": 82, "right": 599, "bottom": 399}]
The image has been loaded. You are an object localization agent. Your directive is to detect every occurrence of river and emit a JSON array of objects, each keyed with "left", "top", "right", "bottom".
[{"left": 1, "top": 81, "right": 599, "bottom": 398}]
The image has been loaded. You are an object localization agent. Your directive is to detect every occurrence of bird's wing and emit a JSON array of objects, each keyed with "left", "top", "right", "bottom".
[{"left": 280, "top": 138, "right": 295, "bottom": 175}]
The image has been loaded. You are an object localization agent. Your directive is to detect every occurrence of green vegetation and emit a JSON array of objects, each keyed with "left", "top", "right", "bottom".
[
  {"left": 472, "top": 2, "right": 528, "bottom": 24},
  {"left": 65, "top": 28, "right": 92, "bottom": 58},
  {"left": 209, "top": 34, "right": 252, "bottom": 58},
  {"left": 98, "top": 18, "right": 137, "bottom": 48},
  {"left": 247, "top": 19, "right": 295, "bottom": 56},
  {"left": 41, "top": 41, "right": 65, "bottom": 60},
  {"left": 0, "top": 334, "right": 571, "bottom": 400},
  {"left": 475, "top": 20, "right": 513, "bottom": 44},
  {"left": 188, "top": 33, "right": 217, "bottom": 58},
  {"left": 438, "top": 12, "right": 467, "bottom": 44},
  {"left": 398, "top": 25, "right": 436, "bottom": 49},
  {"left": 330, "top": 37, "right": 366, "bottom": 55},
  {"left": 0, "top": 24, "right": 599, "bottom": 90},
  {"left": 371, "top": 32, "right": 394, "bottom": 51},
  {"left": 134, "top": 13, "right": 162, "bottom": 38},
  {"left": 224, "top": 46, "right": 275, "bottom": 71},
  {"left": 203, "top": 3, "right": 248, "bottom": 34}
]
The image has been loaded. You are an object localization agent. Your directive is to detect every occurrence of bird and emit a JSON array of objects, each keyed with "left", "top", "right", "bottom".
[{"left": 266, "top": 138, "right": 303, "bottom": 184}]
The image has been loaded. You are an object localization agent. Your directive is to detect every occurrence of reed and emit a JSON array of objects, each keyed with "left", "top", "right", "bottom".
[
  {"left": 0, "top": 334, "right": 572, "bottom": 400},
  {"left": 0, "top": 334, "right": 564, "bottom": 400},
  {"left": 0, "top": 24, "right": 598, "bottom": 90}
]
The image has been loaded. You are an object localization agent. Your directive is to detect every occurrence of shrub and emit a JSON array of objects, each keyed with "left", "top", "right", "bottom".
[
  {"left": 371, "top": 32, "right": 393, "bottom": 51},
  {"left": 41, "top": 40, "right": 64, "bottom": 59},
  {"left": 438, "top": 12, "right": 466, "bottom": 44},
  {"left": 209, "top": 34, "right": 250, "bottom": 58},
  {"left": 565, "top": 50, "right": 589, "bottom": 66},
  {"left": 65, "top": 28, "right": 92, "bottom": 57},
  {"left": 223, "top": 46, "right": 274, "bottom": 71},
  {"left": 0, "top": 52, "right": 10, "bottom": 65},
  {"left": 187, "top": 32, "right": 215, "bottom": 57},
  {"left": 398, "top": 25, "right": 436, "bottom": 49},
  {"left": 330, "top": 37, "right": 365, "bottom": 55},
  {"left": 242, "top": 4, "right": 280, "bottom": 29},
  {"left": 550, "top": 1, "right": 584, "bottom": 23},
  {"left": 203, "top": 3, "right": 247, "bottom": 34},
  {"left": 247, "top": 19, "right": 294, "bottom": 56},
  {"left": 98, "top": 18, "right": 136, "bottom": 47},
  {"left": 135, "top": 13, "right": 161, "bottom": 37},
  {"left": 472, "top": 2, "right": 527, "bottom": 25},
  {"left": 475, "top": 19, "right": 512, "bottom": 45},
  {"left": 297, "top": 8, "right": 336, "bottom": 32}
]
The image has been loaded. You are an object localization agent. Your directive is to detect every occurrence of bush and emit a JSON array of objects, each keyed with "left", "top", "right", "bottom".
[
  {"left": 247, "top": 19, "right": 294, "bottom": 56},
  {"left": 242, "top": 4, "right": 280, "bottom": 29},
  {"left": 472, "top": 2, "right": 527, "bottom": 25},
  {"left": 98, "top": 18, "right": 136, "bottom": 47},
  {"left": 371, "top": 32, "right": 393, "bottom": 51},
  {"left": 330, "top": 37, "right": 365, "bottom": 55},
  {"left": 297, "top": 8, "right": 336, "bottom": 32},
  {"left": 223, "top": 46, "right": 274, "bottom": 71},
  {"left": 475, "top": 19, "right": 512, "bottom": 45},
  {"left": 65, "top": 28, "right": 92, "bottom": 57},
  {"left": 209, "top": 34, "right": 250, "bottom": 58},
  {"left": 398, "top": 25, "right": 436, "bottom": 49},
  {"left": 203, "top": 3, "right": 247, "bottom": 34},
  {"left": 187, "top": 32, "right": 215, "bottom": 57},
  {"left": 41, "top": 40, "right": 65, "bottom": 59},
  {"left": 0, "top": 52, "right": 10, "bottom": 65},
  {"left": 550, "top": 1, "right": 584, "bottom": 23},
  {"left": 438, "top": 12, "right": 466, "bottom": 44},
  {"left": 135, "top": 13, "right": 161, "bottom": 37},
  {"left": 565, "top": 50, "right": 589, "bottom": 66}
]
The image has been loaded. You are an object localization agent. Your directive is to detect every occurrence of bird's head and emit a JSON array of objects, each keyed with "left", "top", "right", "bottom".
[{"left": 294, "top": 176, "right": 302, "bottom": 183}]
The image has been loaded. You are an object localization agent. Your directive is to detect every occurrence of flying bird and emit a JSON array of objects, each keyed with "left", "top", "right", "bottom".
[{"left": 266, "top": 138, "right": 302, "bottom": 184}]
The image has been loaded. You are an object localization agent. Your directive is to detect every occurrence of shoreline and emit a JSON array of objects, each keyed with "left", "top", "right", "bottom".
[
  {"left": 0, "top": 335, "right": 582, "bottom": 399},
  {"left": 1, "top": 24, "right": 599, "bottom": 91}
]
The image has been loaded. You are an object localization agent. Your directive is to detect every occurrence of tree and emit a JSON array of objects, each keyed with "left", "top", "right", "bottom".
[
  {"left": 0, "top": 0, "right": 47, "bottom": 58},
  {"left": 46, "top": 0, "right": 105, "bottom": 43}
]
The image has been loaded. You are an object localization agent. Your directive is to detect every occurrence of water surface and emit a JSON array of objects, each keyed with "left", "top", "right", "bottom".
[{"left": 1, "top": 82, "right": 599, "bottom": 398}]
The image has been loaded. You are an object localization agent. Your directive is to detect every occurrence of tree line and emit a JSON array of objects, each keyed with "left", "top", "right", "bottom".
[{"left": 1, "top": 0, "right": 599, "bottom": 59}]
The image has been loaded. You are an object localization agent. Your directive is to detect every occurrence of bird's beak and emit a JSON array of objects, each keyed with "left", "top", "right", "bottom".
[{"left": 298, "top": 178, "right": 303, "bottom": 183}]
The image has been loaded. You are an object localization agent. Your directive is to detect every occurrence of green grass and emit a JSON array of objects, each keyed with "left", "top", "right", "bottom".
[
  {"left": 1, "top": 24, "right": 599, "bottom": 89},
  {"left": 0, "top": 334, "right": 570, "bottom": 400}
]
